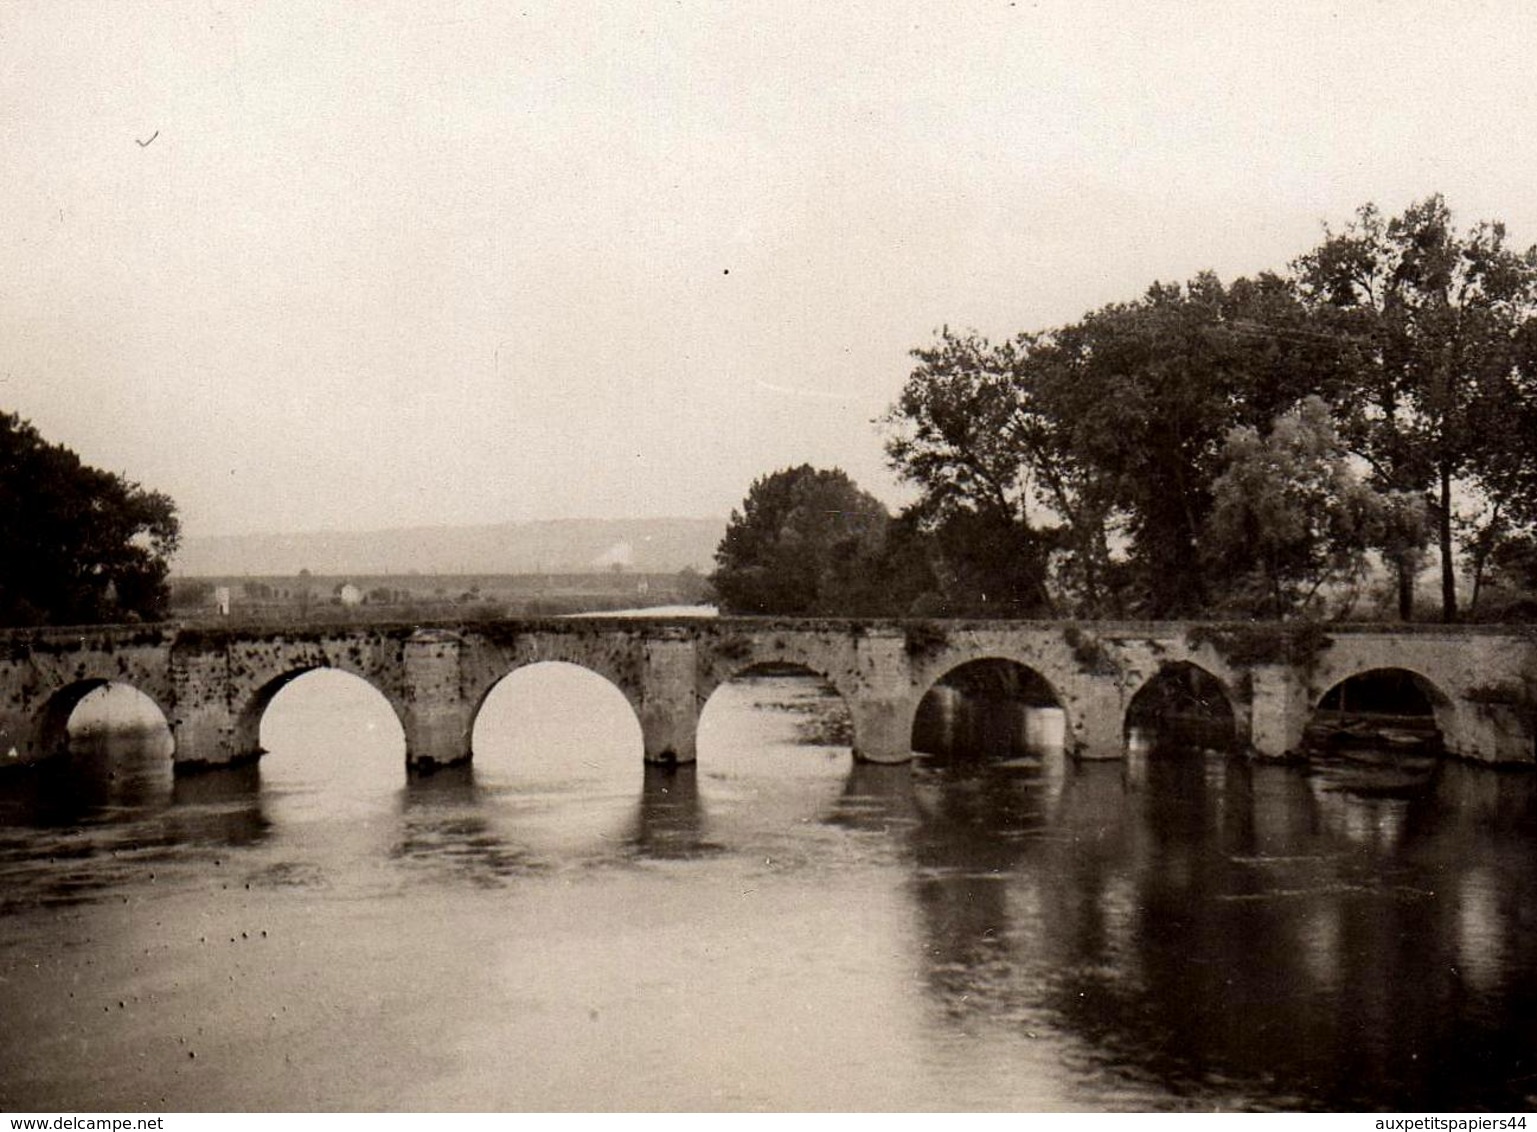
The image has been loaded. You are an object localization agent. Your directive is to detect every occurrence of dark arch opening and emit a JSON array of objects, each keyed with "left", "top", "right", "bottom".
[
  {"left": 22, "top": 681, "right": 176, "bottom": 818},
  {"left": 1307, "top": 668, "right": 1446, "bottom": 761},
  {"left": 1125, "top": 662, "right": 1238, "bottom": 754},
  {"left": 36, "top": 678, "right": 110, "bottom": 755},
  {"left": 1317, "top": 669, "right": 1437, "bottom": 716},
  {"left": 911, "top": 658, "right": 1064, "bottom": 765}
]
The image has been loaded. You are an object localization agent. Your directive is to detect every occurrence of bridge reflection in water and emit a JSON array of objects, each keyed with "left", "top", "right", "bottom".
[{"left": 1, "top": 665, "right": 1535, "bottom": 1111}]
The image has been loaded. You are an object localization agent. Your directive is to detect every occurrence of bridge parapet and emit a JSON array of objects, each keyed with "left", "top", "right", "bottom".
[
  {"left": 0, "top": 618, "right": 1532, "bottom": 771},
  {"left": 0, "top": 625, "right": 177, "bottom": 765}
]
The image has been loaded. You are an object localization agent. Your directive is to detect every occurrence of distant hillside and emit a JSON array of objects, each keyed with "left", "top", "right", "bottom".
[{"left": 174, "top": 517, "right": 726, "bottom": 577}]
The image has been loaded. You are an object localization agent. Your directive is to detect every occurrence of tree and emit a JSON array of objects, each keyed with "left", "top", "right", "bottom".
[
  {"left": 1040, "top": 280, "right": 1240, "bottom": 615},
  {"left": 1486, "top": 533, "right": 1537, "bottom": 616},
  {"left": 711, "top": 465, "right": 891, "bottom": 616},
  {"left": 881, "top": 329, "right": 1060, "bottom": 616},
  {"left": 1294, "top": 195, "right": 1537, "bottom": 621},
  {"left": 1041, "top": 273, "right": 1356, "bottom": 615},
  {"left": 1374, "top": 490, "right": 1434, "bottom": 620},
  {"left": 883, "top": 196, "right": 1537, "bottom": 623},
  {"left": 884, "top": 275, "right": 1339, "bottom": 617},
  {"left": 674, "top": 566, "right": 713, "bottom": 605},
  {"left": 1202, "top": 397, "right": 1421, "bottom": 618},
  {"left": 0, "top": 412, "right": 180, "bottom": 625},
  {"left": 170, "top": 578, "right": 215, "bottom": 609}
]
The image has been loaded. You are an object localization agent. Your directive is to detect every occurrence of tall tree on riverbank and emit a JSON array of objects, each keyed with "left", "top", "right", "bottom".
[
  {"left": 1035, "top": 274, "right": 1305, "bottom": 615},
  {"left": 711, "top": 465, "right": 892, "bottom": 616},
  {"left": 884, "top": 273, "right": 1344, "bottom": 617},
  {"left": 1293, "top": 195, "right": 1537, "bottom": 621},
  {"left": 880, "top": 329, "right": 1060, "bottom": 616},
  {"left": 883, "top": 196, "right": 1537, "bottom": 622},
  {"left": 0, "top": 412, "right": 180, "bottom": 625},
  {"left": 1202, "top": 397, "right": 1426, "bottom": 618}
]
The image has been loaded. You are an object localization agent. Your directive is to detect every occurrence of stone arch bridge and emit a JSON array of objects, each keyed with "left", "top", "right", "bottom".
[{"left": 2, "top": 618, "right": 1534, "bottom": 772}]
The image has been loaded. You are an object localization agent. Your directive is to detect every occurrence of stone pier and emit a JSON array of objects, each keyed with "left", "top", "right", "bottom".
[{"left": 0, "top": 619, "right": 1532, "bottom": 772}]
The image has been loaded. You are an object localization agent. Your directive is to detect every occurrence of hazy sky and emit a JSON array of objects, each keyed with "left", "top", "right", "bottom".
[{"left": 5, "top": 1, "right": 1536, "bottom": 539}]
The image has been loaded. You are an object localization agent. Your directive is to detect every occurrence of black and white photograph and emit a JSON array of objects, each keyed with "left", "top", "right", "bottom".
[{"left": 2, "top": 0, "right": 1536, "bottom": 1115}]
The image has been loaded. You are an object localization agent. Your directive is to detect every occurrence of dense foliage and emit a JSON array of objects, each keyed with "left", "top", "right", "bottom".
[
  {"left": 1202, "top": 398, "right": 1426, "bottom": 618},
  {"left": 1293, "top": 197, "right": 1537, "bottom": 619},
  {"left": 710, "top": 465, "right": 891, "bottom": 615},
  {"left": 0, "top": 412, "right": 180, "bottom": 625},
  {"left": 879, "top": 195, "right": 1537, "bottom": 622}
]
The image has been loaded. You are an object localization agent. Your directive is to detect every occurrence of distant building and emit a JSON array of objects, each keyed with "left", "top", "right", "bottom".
[
  {"left": 337, "top": 583, "right": 363, "bottom": 607},
  {"left": 213, "top": 586, "right": 231, "bottom": 616},
  {"left": 593, "top": 541, "right": 635, "bottom": 572}
]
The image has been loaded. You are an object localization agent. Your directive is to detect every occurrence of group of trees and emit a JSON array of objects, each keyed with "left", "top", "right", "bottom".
[
  {"left": 714, "top": 196, "right": 1537, "bottom": 621},
  {"left": 10, "top": 196, "right": 1535, "bottom": 627},
  {"left": 0, "top": 412, "right": 180, "bottom": 626}
]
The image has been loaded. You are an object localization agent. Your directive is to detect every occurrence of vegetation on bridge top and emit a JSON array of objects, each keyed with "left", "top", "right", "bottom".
[
  {"left": 5, "top": 614, "right": 1533, "bottom": 653},
  {"left": 1184, "top": 622, "right": 1335, "bottom": 672},
  {"left": 1, "top": 625, "right": 172, "bottom": 661}
]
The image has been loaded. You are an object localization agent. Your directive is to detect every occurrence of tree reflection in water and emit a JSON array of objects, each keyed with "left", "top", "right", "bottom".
[
  {"left": 3, "top": 662, "right": 1536, "bottom": 1110},
  {"left": 897, "top": 748, "right": 1537, "bottom": 1110},
  {"left": 912, "top": 659, "right": 1066, "bottom": 767}
]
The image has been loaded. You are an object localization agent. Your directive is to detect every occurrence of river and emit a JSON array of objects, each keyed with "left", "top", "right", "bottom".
[{"left": 1, "top": 667, "right": 1535, "bottom": 1111}]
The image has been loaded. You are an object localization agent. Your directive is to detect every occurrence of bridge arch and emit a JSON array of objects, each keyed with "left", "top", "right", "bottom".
[
  {"left": 234, "top": 665, "right": 409, "bottom": 759},
  {"left": 467, "top": 660, "right": 644, "bottom": 768},
  {"left": 909, "top": 656, "right": 1070, "bottom": 763},
  {"left": 698, "top": 636, "right": 862, "bottom": 711},
  {"left": 697, "top": 659, "right": 856, "bottom": 763},
  {"left": 1309, "top": 666, "right": 1456, "bottom": 754},
  {"left": 462, "top": 643, "right": 647, "bottom": 727},
  {"left": 35, "top": 678, "right": 175, "bottom": 760},
  {"left": 1124, "top": 661, "right": 1240, "bottom": 752},
  {"left": 696, "top": 630, "right": 874, "bottom": 763}
]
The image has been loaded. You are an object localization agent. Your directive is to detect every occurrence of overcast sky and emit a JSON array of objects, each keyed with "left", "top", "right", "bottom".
[{"left": 5, "top": 1, "right": 1536, "bottom": 539}]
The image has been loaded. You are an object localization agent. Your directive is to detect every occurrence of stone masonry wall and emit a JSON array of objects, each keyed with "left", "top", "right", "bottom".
[{"left": 0, "top": 620, "right": 1533, "bottom": 771}]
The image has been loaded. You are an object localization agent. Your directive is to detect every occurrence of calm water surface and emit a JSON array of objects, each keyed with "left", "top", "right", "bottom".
[{"left": 1, "top": 668, "right": 1535, "bottom": 1111}]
